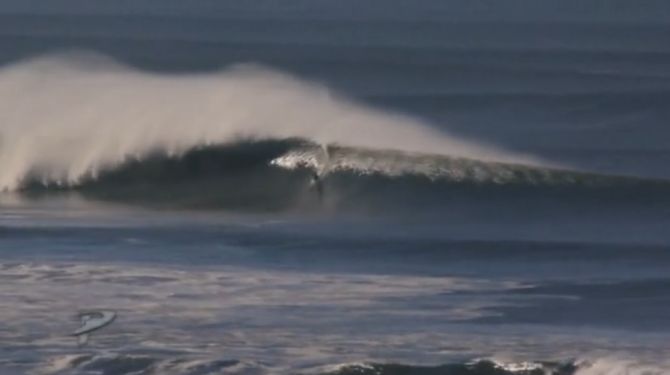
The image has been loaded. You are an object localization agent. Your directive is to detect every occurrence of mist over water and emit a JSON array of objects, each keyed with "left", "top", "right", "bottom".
[{"left": 0, "top": 52, "right": 540, "bottom": 192}]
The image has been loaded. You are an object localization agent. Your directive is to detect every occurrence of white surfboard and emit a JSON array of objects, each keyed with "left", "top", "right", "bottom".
[
  {"left": 72, "top": 310, "right": 116, "bottom": 345},
  {"left": 318, "top": 144, "right": 331, "bottom": 176}
]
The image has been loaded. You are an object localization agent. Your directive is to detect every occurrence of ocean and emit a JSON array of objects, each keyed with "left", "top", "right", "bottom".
[{"left": 1, "top": 1, "right": 669, "bottom": 374}]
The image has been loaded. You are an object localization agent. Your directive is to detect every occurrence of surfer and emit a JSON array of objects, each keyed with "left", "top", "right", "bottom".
[
  {"left": 310, "top": 171, "right": 324, "bottom": 201},
  {"left": 309, "top": 144, "right": 329, "bottom": 201}
]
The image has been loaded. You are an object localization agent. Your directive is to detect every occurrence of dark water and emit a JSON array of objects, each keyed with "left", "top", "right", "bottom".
[{"left": 1, "top": 2, "right": 669, "bottom": 374}]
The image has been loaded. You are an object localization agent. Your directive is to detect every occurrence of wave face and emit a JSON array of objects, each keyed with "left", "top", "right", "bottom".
[
  {"left": 0, "top": 52, "right": 540, "bottom": 193},
  {"left": 16, "top": 139, "right": 670, "bottom": 213}
]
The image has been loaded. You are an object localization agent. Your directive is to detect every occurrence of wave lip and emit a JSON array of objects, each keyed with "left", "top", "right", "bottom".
[{"left": 269, "top": 142, "right": 653, "bottom": 186}]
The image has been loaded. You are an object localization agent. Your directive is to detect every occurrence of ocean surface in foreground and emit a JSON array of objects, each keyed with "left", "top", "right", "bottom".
[{"left": 0, "top": 197, "right": 669, "bottom": 374}]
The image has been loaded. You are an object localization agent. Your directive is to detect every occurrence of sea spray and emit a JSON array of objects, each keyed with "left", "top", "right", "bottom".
[{"left": 0, "top": 51, "right": 540, "bottom": 191}]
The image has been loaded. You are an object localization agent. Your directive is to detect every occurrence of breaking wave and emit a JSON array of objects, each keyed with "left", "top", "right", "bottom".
[
  {"left": 2, "top": 52, "right": 668, "bottom": 212},
  {"left": 16, "top": 139, "right": 670, "bottom": 212},
  {"left": 35, "top": 355, "right": 670, "bottom": 375}
]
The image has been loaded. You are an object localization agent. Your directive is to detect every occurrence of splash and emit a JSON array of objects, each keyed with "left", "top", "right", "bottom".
[{"left": 0, "top": 51, "right": 540, "bottom": 191}]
